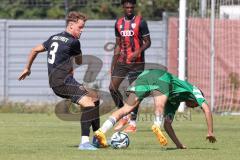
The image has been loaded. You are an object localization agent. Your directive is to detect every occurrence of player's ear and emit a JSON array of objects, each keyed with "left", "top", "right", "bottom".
[{"left": 68, "top": 22, "right": 74, "bottom": 29}]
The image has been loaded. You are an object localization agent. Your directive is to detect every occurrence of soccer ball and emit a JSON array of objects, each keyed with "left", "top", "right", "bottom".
[{"left": 110, "top": 132, "right": 130, "bottom": 149}]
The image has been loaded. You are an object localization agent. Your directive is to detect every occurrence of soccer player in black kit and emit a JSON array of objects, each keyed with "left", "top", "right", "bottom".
[{"left": 18, "top": 12, "right": 100, "bottom": 150}]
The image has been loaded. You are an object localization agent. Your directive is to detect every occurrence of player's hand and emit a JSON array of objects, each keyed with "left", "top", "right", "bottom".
[
  {"left": 206, "top": 133, "right": 216, "bottom": 143},
  {"left": 130, "top": 49, "right": 141, "bottom": 62},
  {"left": 18, "top": 68, "right": 31, "bottom": 80}
]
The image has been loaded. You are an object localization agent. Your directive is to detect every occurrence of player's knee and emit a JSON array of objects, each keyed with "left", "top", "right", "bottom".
[
  {"left": 155, "top": 103, "right": 165, "bottom": 111},
  {"left": 120, "top": 108, "right": 130, "bottom": 116},
  {"left": 78, "top": 96, "right": 95, "bottom": 107},
  {"left": 87, "top": 89, "right": 99, "bottom": 100}
]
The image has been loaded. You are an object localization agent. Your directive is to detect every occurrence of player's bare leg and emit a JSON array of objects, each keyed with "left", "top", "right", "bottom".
[
  {"left": 95, "top": 93, "right": 139, "bottom": 147},
  {"left": 151, "top": 91, "right": 168, "bottom": 146}
]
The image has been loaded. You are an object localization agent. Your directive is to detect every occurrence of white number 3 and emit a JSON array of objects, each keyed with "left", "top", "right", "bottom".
[{"left": 48, "top": 42, "right": 59, "bottom": 64}]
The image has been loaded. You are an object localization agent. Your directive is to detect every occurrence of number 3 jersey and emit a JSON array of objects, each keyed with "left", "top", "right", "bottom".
[{"left": 42, "top": 31, "right": 82, "bottom": 87}]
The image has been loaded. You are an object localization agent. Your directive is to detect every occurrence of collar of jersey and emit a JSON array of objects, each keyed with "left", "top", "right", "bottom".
[
  {"left": 124, "top": 16, "right": 136, "bottom": 21},
  {"left": 63, "top": 31, "right": 75, "bottom": 39}
]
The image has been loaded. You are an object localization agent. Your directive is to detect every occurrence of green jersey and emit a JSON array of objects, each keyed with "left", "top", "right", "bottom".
[{"left": 128, "top": 69, "right": 207, "bottom": 117}]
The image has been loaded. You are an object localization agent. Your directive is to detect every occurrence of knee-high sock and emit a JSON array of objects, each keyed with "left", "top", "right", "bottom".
[
  {"left": 91, "top": 101, "right": 100, "bottom": 132},
  {"left": 100, "top": 116, "right": 117, "bottom": 133},
  {"left": 81, "top": 107, "right": 93, "bottom": 136},
  {"left": 130, "top": 105, "right": 139, "bottom": 121}
]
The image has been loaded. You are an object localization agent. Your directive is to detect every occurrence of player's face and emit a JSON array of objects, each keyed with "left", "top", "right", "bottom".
[
  {"left": 71, "top": 19, "right": 85, "bottom": 39},
  {"left": 123, "top": 2, "right": 135, "bottom": 17}
]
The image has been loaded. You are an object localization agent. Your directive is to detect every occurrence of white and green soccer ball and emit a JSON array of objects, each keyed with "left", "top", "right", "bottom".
[{"left": 110, "top": 132, "right": 130, "bottom": 149}]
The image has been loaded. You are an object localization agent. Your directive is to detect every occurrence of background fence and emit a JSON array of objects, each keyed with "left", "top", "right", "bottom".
[
  {"left": 1, "top": 0, "right": 240, "bottom": 113},
  {"left": 0, "top": 19, "right": 167, "bottom": 104},
  {"left": 167, "top": 0, "right": 240, "bottom": 113}
]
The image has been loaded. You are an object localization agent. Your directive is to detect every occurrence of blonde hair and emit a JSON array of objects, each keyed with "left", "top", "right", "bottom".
[{"left": 66, "top": 11, "right": 88, "bottom": 26}]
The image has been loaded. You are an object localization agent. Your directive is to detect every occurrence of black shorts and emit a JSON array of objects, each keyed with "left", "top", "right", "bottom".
[
  {"left": 52, "top": 76, "right": 88, "bottom": 104},
  {"left": 112, "top": 62, "right": 144, "bottom": 83}
]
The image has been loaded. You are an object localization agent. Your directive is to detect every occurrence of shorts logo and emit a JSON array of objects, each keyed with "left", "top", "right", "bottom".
[{"left": 120, "top": 30, "right": 134, "bottom": 37}]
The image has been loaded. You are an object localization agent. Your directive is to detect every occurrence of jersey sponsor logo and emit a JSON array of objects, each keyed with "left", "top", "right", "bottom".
[
  {"left": 120, "top": 30, "right": 134, "bottom": 37},
  {"left": 52, "top": 36, "right": 69, "bottom": 43}
]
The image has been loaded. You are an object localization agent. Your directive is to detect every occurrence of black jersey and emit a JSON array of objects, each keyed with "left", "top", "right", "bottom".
[{"left": 43, "top": 31, "right": 82, "bottom": 87}]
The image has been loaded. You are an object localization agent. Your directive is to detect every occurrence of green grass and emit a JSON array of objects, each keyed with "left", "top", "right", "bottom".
[{"left": 0, "top": 112, "right": 240, "bottom": 160}]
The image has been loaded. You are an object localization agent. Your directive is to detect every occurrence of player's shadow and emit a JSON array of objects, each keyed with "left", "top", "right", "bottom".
[
  {"left": 188, "top": 147, "right": 219, "bottom": 150},
  {"left": 165, "top": 147, "right": 218, "bottom": 151},
  {"left": 164, "top": 147, "right": 179, "bottom": 151},
  {"left": 136, "top": 129, "right": 152, "bottom": 132},
  {"left": 68, "top": 145, "right": 79, "bottom": 148}
]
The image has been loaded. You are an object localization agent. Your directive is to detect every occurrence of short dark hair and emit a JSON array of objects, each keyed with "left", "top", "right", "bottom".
[
  {"left": 66, "top": 11, "right": 88, "bottom": 26},
  {"left": 121, "top": 0, "right": 136, "bottom": 5}
]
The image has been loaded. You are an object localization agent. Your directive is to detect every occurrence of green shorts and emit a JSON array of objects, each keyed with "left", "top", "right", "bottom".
[
  {"left": 127, "top": 69, "right": 171, "bottom": 100},
  {"left": 128, "top": 69, "right": 207, "bottom": 106}
]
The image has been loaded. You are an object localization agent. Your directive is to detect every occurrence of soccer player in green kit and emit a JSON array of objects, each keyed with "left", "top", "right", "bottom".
[{"left": 95, "top": 69, "right": 216, "bottom": 149}]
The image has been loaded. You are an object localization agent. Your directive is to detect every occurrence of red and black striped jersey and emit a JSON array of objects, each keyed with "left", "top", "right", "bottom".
[{"left": 115, "top": 16, "right": 150, "bottom": 64}]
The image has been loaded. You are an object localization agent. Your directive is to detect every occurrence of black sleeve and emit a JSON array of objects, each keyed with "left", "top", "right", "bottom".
[
  {"left": 70, "top": 39, "right": 82, "bottom": 56},
  {"left": 115, "top": 20, "right": 120, "bottom": 37},
  {"left": 139, "top": 19, "right": 150, "bottom": 37},
  {"left": 42, "top": 36, "right": 52, "bottom": 50}
]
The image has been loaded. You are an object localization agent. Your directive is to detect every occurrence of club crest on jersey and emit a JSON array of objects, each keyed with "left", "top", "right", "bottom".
[
  {"left": 131, "top": 23, "right": 136, "bottom": 29},
  {"left": 120, "top": 25, "right": 123, "bottom": 29}
]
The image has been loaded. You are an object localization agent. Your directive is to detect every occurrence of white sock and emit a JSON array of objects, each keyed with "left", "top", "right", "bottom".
[
  {"left": 81, "top": 136, "right": 90, "bottom": 144},
  {"left": 129, "top": 120, "right": 136, "bottom": 127},
  {"left": 100, "top": 116, "right": 116, "bottom": 133},
  {"left": 154, "top": 115, "right": 163, "bottom": 127}
]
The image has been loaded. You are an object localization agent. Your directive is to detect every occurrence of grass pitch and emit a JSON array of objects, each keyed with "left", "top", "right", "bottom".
[{"left": 0, "top": 112, "right": 240, "bottom": 160}]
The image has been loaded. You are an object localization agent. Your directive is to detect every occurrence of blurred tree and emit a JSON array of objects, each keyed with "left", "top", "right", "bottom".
[
  {"left": 0, "top": 0, "right": 179, "bottom": 20},
  {"left": 137, "top": 0, "right": 178, "bottom": 20}
]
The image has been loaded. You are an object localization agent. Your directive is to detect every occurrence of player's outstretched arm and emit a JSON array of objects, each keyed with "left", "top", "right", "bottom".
[
  {"left": 164, "top": 117, "right": 186, "bottom": 149},
  {"left": 201, "top": 102, "right": 217, "bottom": 143},
  {"left": 18, "top": 44, "right": 46, "bottom": 81}
]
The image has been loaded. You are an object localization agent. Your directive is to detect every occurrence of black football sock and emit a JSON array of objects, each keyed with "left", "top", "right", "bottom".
[
  {"left": 130, "top": 105, "right": 139, "bottom": 121},
  {"left": 91, "top": 101, "right": 100, "bottom": 132},
  {"left": 109, "top": 89, "right": 124, "bottom": 108},
  {"left": 80, "top": 107, "right": 93, "bottom": 136}
]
